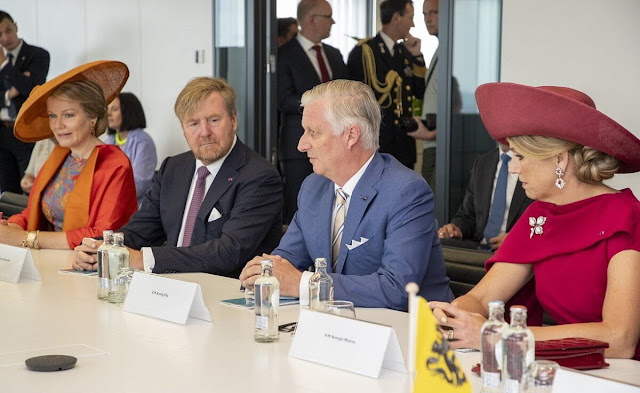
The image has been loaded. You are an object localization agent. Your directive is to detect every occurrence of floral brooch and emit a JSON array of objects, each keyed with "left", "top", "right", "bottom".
[{"left": 529, "top": 216, "right": 547, "bottom": 239}]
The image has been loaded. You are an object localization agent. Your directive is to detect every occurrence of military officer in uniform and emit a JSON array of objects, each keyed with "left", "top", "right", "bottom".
[{"left": 347, "top": 0, "right": 426, "bottom": 169}]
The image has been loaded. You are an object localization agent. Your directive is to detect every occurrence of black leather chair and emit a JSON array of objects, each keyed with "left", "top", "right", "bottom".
[
  {"left": 442, "top": 245, "right": 490, "bottom": 298},
  {"left": 0, "top": 191, "right": 29, "bottom": 218}
]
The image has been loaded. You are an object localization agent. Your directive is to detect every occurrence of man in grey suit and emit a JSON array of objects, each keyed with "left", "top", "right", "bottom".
[
  {"left": 278, "top": 0, "right": 347, "bottom": 224},
  {"left": 74, "top": 77, "right": 282, "bottom": 278},
  {"left": 240, "top": 80, "right": 453, "bottom": 311},
  {"left": 438, "top": 144, "right": 533, "bottom": 250}
]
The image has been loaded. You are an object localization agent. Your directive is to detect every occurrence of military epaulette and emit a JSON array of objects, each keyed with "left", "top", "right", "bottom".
[{"left": 357, "top": 37, "right": 372, "bottom": 47}]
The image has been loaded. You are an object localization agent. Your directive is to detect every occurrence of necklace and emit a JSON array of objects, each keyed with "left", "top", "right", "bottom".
[{"left": 115, "top": 131, "right": 127, "bottom": 146}]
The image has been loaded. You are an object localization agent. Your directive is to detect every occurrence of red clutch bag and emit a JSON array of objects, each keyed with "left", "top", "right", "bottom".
[
  {"left": 471, "top": 337, "right": 610, "bottom": 376},
  {"left": 535, "top": 337, "right": 609, "bottom": 370}
]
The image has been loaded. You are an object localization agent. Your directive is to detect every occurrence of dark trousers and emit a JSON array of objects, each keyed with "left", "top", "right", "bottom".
[
  {"left": 280, "top": 158, "right": 313, "bottom": 225},
  {"left": 0, "top": 123, "right": 34, "bottom": 194}
]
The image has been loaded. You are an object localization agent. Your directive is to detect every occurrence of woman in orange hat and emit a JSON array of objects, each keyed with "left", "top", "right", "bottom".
[
  {"left": 430, "top": 83, "right": 640, "bottom": 359},
  {"left": 0, "top": 61, "right": 137, "bottom": 249}
]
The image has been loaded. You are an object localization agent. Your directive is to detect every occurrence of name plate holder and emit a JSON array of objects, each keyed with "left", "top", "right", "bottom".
[
  {"left": 289, "top": 308, "right": 406, "bottom": 378},
  {"left": 122, "top": 272, "right": 212, "bottom": 325},
  {"left": 0, "top": 244, "right": 41, "bottom": 283}
]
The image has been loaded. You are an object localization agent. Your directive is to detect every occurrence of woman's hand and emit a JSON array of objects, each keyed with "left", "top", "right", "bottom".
[
  {"left": 0, "top": 221, "right": 27, "bottom": 247},
  {"left": 429, "top": 301, "right": 487, "bottom": 350}
]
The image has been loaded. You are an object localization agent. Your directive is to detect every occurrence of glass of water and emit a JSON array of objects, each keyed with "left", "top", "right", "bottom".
[
  {"left": 524, "top": 360, "right": 559, "bottom": 393},
  {"left": 323, "top": 300, "right": 356, "bottom": 319}
]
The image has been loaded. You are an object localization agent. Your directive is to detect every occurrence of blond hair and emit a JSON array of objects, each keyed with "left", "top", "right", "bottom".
[
  {"left": 50, "top": 80, "right": 108, "bottom": 136},
  {"left": 507, "top": 135, "right": 618, "bottom": 184},
  {"left": 174, "top": 77, "right": 236, "bottom": 122},
  {"left": 300, "top": 80, "right": 380, "bottom": 152}
]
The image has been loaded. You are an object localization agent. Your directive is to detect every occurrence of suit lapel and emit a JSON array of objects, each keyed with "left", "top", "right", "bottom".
[
  {"left": 334, "top": 154, "right": 382, "bottom": 274},
  {"left": 291, "top": 39, "right": 322, "bottom": 85},
  {"left": 13, "top": 41, "right": 29, "bottom": 70},
  {"left": 309, "top": 180, "right": 335, "bottom": 271},
  {"left": 324, "top": 46, "right": 340, "bottom": 80}
]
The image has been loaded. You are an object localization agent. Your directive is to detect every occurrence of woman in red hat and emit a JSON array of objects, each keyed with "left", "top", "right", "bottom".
[
  {"left": 0, "top": 61, "right": 137, "bottom": 249},
  {"left": 430, "top": 83, "right": 640, "bottom": 359}
]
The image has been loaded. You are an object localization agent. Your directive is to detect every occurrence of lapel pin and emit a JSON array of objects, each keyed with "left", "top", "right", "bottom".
[
  {"left": 360, "top": 195, "right": 367, "bottom": 201},
  {"left": 378, "top": 42, "right": 385, "bottom": 54},
  {"left": 227, "top": 177, "right": 233, "bottom": 182}
]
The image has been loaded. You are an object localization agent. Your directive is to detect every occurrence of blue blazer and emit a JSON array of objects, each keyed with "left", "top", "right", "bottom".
[{"left": 274, "top": 153, "right": 454, "bottom": 311}]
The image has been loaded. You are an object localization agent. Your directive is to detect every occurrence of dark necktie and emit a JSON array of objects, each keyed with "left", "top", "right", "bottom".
[
  {"left": 312, "top": 45, "right": 331, "bottom": 83},
  {"left": 182, "top": 166, "right": 210, "bottom": 247},
  {"left": 7, "top": 53, "right": 14, "bottom": 66},
  {"left": 483, "top": 154, "right": 512, "bottom": 244}
]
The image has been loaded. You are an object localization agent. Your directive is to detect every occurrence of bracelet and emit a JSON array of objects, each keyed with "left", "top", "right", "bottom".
[
  {"left": 23, "top": 231, "right": 37, "bottom": 248},
  {"left": 34, "top": 230, "right": 40, "bottom": 250}
]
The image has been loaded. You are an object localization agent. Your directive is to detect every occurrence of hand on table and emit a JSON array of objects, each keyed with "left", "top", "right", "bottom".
[
  {"left": 0, "top": 220, "right": 26, "bottom": 247},
  {"left": 239, "top": 254, "right": 302, "bottom": 297},
  {"left": 429, "top": 301, "right": 486, "bottom": 350},
  {"left": 73, "top": 239, "right": 102, "bottom": 271}
]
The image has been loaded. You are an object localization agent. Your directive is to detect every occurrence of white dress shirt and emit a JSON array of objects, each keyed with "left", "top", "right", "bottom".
[
  {"left": 141, "top": 136, "right": 237, "bottom": 272},
  {"left": 379, "top": 31, "right": 397, "bottom": 56},
  {"left": 298, "top": 154, "right": 375, "bottom": 305},
  {"left": 296, "top": 33, "right": 333, "bottom": 81}
]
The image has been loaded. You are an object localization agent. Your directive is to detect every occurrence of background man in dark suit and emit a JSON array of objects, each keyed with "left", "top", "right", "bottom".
[
  {"left": 278, "top": 0, "right": 347, "bottom": 224},
  {"left": 0, "top": 11, "right": 50, "bottom": 194},
  {"left": 347, "top": 0, "right": 426, "bottom": 169},
  {"left": 74, "top": 77, "right": 283, "bottom": 278},
  {"left": 438, "top": 144, "right": 533, "bottom": 250}
]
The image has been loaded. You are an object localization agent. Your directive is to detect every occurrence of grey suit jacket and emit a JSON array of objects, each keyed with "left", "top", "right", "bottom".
[
  {"left": 451, "top": 148, "right": 533, "bottom": 242},
  {"left": 120, "top": 139, "right": 283, "bottom": 278},
  {"left": 277, "top": 36, "right": 347, "bottom": 160}
]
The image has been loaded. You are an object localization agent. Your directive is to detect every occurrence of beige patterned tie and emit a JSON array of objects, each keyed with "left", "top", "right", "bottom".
[{"left": 332, "top": 188, "right": 348, "bottom": 270}]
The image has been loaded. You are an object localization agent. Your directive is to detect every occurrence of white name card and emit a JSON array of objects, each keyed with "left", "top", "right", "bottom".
[
  {"left": 0, "top": 244, "right": 41, "bottom": 283},
  {"left": 289, "top": 308, "right": 406, "bottom": 378},
  {"left": 122, "top": 272, "right": 212, "bottom": 325},
  {"left": 553, "top": 368, "right": 640, "bottom": 393}
]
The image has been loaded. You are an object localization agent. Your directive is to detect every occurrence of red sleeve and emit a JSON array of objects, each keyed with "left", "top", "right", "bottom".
[
  {"left": 64, "top": 154, "right": 137, "bottom": 248},
  {"left": 7, "top": 209, "right": 28, "bottom": 229}
]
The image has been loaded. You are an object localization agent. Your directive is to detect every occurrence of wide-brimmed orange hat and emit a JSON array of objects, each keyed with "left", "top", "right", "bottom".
[
  {"left": 476, "top": 82, "right": 640, "bottom": 173},
  {"left": 14, "top": 60, "right": 129, "bottom": 142}
]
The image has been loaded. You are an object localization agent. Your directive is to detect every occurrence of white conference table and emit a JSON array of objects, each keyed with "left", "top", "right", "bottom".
[{"left": 1, "top": 249, "right": 639, "bottom": 393}]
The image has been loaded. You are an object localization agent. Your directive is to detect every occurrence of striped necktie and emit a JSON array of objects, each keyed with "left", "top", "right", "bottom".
[
  {"left": 182, "top": 166, "right": 210, "bottom": 247},
  {"left": 332, "top": 188, "right": 348, "bottom": 270}
]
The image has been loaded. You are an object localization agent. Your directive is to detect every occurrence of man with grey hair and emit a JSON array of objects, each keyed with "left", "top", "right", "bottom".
[
  {"left": 278, "top": 0, "right": 347, "bottom": 224},
  {"left": 240, "top": 80, "right": 453, "bottom": 311}
]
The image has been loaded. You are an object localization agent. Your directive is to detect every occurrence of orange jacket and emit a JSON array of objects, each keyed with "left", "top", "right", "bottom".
[{"left": 9, "top": 144, "right": 137, "bottom": 248}]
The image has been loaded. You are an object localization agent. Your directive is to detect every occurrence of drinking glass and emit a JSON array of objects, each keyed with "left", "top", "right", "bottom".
[
  {"left": 524, "top": 360, "right": 559, "bottom": 393},
  {"left": 323, "top": 300, "right": 356, "bottom": 319}
]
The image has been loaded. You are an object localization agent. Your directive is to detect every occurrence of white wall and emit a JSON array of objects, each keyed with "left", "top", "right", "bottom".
[
  {"left": 501, "top": 0, "right": 640, "bottom": 193},
  {"left": 0, "top": 0, "right": 213, "bottom": 164}
]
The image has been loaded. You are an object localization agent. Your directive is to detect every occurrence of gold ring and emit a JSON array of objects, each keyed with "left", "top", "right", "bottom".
[{"left": 447, "top": 329, "right": 454, "bottom": 340}]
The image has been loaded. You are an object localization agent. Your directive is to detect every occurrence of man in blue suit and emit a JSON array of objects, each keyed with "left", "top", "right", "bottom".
[{"left": 240, "top": 80, "right": 453, "bottom": 311}]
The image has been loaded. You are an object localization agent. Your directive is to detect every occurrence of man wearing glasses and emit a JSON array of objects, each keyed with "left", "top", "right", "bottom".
[{"left": 277, "top": 0, "right": 347, "bottom": 225}]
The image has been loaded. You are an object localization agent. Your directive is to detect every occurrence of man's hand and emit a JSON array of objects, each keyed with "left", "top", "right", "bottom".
[
  {"left": 404, "top": 34, "right": 422, "bottom": 56},
  {"left": 128, "top": 248, "right": 144, "bottom": 270},
  {"left": 407, "top": 116, "right": 436, "bottom": 141},
  {"left": 488, "top": 232, "right": 508, "bottom": 250},
  {"left": 7, "top": 86, "right": 19, "bottom": 99},
  {"left": 73, "top": 239, "right": 102, "bottom": 271},
  {"left": 438, "top": 223, "right": 463, "bottom": 239},
  {"left": 239, "top": 254, "right": 303, "bottom": 297}
]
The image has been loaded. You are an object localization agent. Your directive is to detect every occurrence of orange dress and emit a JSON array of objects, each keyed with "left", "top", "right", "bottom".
[{"left": 9, "top": 144, "right": 137, "bottom": 248}]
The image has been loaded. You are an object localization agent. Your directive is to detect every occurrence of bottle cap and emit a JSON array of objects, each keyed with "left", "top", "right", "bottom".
[
  {"left": 260, "top": 259, "right": 273, "bottom": 268},
  {"left": 314, "top": 258, "right": 327, "bottom": 268}
]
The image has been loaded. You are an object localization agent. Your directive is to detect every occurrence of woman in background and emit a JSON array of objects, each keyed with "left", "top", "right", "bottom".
[
  {"left": 105, "top": 92, "right": 157, "bottom": 204},
  {"left": 20, "top": 137, "right": 57, "bottom": 193},
  {"left": 0, "top": 61, "right": 137, "bottom": 249}
]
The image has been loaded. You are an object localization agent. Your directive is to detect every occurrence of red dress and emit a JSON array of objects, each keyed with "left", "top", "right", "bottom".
[{"left": 486, "top": 189, "right": 640, "bottom": 360}]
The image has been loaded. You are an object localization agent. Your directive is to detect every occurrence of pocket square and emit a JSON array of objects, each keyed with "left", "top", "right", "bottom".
[
  {"left": 345, "top": 237, "right": 369, "bottom": 251},
  {"left": 208, "top": 208, "right": 222, "bottom": 222}
]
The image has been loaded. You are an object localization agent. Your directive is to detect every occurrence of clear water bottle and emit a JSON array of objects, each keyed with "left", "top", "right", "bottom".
[
  {"left": 254, "top": 259, "right": 279, "bottom": 343},
  {"left": 107, "top": 233, "right": 130, "bottom": 304},
  {"left": 502, "top": 305, "right": 535, "bottom": 393},
  {"left": 96, "top": 230, "right": 113, "bottom": 300},
  {"left": 114, "top": 267, "right": 135, "bottom": 306},
  {"left": 480, "top": 300, "right": 508, "bottom": 393},
  {"left": 308, "top": 257, "right": 333, "bottom": 310}
]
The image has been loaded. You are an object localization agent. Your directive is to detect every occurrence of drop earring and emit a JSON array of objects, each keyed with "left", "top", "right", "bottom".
[{"left": 555, "top": 167, "right": 566, "bottom": 189}]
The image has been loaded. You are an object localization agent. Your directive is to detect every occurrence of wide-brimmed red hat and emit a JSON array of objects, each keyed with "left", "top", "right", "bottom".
[
  {"left": 14, "top": 60, "right": 129, "bottom": 142},
  {"left": 476, "top": 82, "right": 640, "bottom": 173}
]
